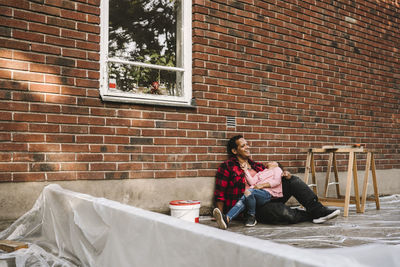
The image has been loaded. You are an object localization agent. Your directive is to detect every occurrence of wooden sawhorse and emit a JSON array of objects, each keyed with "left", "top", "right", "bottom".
[{"left": 304, "top": 146, "right": 380, "bottom": 217}]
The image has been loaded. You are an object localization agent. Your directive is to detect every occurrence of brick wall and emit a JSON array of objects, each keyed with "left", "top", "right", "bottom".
[
  {"left": 192, "top": 0, "right": 400, "bottom": 172},
  {"left": 0, "top": 0, "right": 399, "bottom": 184}
]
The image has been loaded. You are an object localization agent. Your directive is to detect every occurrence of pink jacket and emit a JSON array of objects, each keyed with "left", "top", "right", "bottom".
[{"left": 244, "top": 167, "right": 283, "bottom": 198}]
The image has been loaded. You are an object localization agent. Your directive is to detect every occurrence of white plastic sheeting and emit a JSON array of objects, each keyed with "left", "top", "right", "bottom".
[{"left": 0, "top": 184, "right": 399, "bottom": 267}]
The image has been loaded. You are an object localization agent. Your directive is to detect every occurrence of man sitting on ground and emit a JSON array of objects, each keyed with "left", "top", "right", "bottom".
[{"left": 214, "top": 135, "right": 340, "bottom": 225}]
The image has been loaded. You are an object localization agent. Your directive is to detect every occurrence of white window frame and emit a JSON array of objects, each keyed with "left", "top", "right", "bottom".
[{"left": 100, "top": 0, "right": 192, "bottom": 107}]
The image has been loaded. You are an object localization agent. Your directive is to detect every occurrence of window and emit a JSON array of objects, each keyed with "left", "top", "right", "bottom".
[{"left": 100, "top": 0, "right": 192, "bottom": 107}]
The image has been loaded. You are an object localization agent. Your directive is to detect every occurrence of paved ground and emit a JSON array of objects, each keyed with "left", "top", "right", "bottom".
[{"left": 200, "top": 195, "right": 400, "bottom": 248}]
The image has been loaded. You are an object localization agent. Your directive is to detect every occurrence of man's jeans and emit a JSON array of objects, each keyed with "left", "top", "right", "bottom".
[
  {"left": 280, "top": 175, "right": 323, "bottom": 214},
  {"left": 256, "top": 175, "right": 323, "bottom": 224},
  {"left": 227, "top": 189, "right": 271, "bottom": 220}
]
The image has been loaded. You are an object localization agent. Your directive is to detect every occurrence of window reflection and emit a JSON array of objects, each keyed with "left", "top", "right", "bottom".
[{"left": 108, "top": 0, "right": 181, "bottom": 95}]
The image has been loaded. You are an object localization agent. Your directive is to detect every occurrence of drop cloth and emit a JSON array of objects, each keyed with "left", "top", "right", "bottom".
[{"left": 0, "top": 184, "right": 399, "bottom": 267}]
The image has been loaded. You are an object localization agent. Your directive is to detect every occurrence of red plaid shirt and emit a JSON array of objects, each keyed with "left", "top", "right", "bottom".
[{"left": 214, "top": 157, "right": 266, "bottom": 213}]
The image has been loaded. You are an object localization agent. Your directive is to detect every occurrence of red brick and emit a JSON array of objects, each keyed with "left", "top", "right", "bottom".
[
  {"left": 60, "top": 125, "right": 88, "bottom": 134},
  {"left": 31, "top": 44, "right": 61, "bottom": 55},
  {"left": 13, "top": 133, "right": 45, "bottom": 142},
  {"left": 13, "top": 29, "right": 44, "bottom": 43},
  {"left": 104, "top": 136, "right": 129, "bottom": 144},
  {"left": 47, "top": 16, "right": 76, "bottom": 29},
  {"left": 77, "top": 171, "right": 105, "bottom": 180},
  {"left": 29, "top": 22, "right": 60, "bottom": 37},
  {"left": 14, "top": 10, "right": 46, "bottom": 23},
  {"left": 14, "top": 113, "right": 46, "bottom": 122},
  {"left": 13, "top": 71, "right": 44, "bottom": 83},
  {"left": 0, "top": 69, "right": 12, "bottom": 79},
  {"left": 62, "top": 48, "right": 87, "bottom": 59},
  {"left": 0, "top": 163, "right": 28, "bottom": 171},
  {"left": 0, "top": 111, "right": 11, "bottom": 120},
  {"left": 75, "top": 78, "right": 99, "bottom": 88},
  {"left": 154, "top": 171, "right": 176, "bottom": 178},
  {"left": 77, "top": 3, "right": 100, "bottom": 15},
  {"left": 0, "top": 58, "right": 29, "bottom": 70},
  {"left": 61, "top": 144, "right": 89, "bottom": 152},
  {"left": 30, "top": 83, "right": 60, "bottom": 93},
  {"left": 60, "top": 9, "right": 86, "bottom": 22},
  {"left": 46, "top": 153, "right": 75, "bottom": 162},
  {"left": 131, "top": 119, "right": 155, "bottom": 128},
  {"left": 61, "top": 67, "right": 87, "bottom": 78},
  {"left": 76, "top": 40, "right": 99, "bottom": 51},
  {"left": 104, "top": 154, "right": 129, "bottom": 162},
  {"left": 38, "top": 134, "right": 68, "bottom": 146},
  {"left": 13, "top": 172, "right": 45, "bottom": 182},
  {"left": 47, "top": 172, "right": 77, "bottom": 181},
  {"left": 61, "top": 163, "right": 88, "bottom": 171},
  {"left": 90, "top": 163, "right": 116, "bottom": 171},
  {"left": 61, "top": 86, "right": 87, "bottom": 96},
  {"left": 30, "top": 2, "right": 60, "bottom": 16},
  {"left": 0, "top": 16, "right": 28, "bottom": 30},
  {"left": 118, "top": 163, "right": 142, "bottom": 171},
  {"left": 106, "top": 118, "right": 130, "bottom": 127},
  {"left": 129, "top": 171, "right": 154, "bottom": 179},
  {"left": 29, "top": 123, "right": 59, "bottom": 133},
  {"left": 90, "top": 126, "right": 115, "bottom": 135}
]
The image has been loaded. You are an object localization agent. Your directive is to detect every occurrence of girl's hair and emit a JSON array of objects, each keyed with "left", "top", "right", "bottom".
[{"left": 227, "top": 135, "right": 243, "bottom": 157}]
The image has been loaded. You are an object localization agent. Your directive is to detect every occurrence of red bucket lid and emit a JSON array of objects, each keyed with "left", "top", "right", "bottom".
[{"left": 169, "top": 200, "right": 200, "bottom": 206}]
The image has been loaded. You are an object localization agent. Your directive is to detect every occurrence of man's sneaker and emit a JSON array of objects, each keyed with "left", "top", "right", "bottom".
[
  {"left": 213, "top": 208, "right": 228, "bottom": 230},
  {"left": 244, "top": 215, "right": 257, "bottom": 227},
  {"left": 312, "top": 208, "right": 340, "bottom": 224}
]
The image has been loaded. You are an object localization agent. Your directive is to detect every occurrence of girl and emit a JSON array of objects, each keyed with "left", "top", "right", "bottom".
[{"left": 213, "top": 162, "right": 283, "bottom": 229}]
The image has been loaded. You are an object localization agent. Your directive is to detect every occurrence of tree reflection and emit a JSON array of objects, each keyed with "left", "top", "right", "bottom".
[{"left": 108, "top": 0, "right": 181, "bottom": 96}]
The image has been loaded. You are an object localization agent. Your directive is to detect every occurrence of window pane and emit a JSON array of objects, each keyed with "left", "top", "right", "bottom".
[
  {"left": 108, "top": 0, "right": 180, "bottom": 67},
  {"left": 108, "top": 62, "right": 183, "bottom": 96},
  {"left": 101, "top": 0, "right": 191, "bottom": 106}
]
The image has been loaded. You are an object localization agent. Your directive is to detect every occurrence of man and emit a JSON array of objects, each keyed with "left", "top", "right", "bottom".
[{"left": 213, "top": 135, "right": 340, "bottom": 228}]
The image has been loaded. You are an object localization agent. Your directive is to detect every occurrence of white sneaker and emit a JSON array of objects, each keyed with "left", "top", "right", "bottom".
[
  {"left": 313, "top": 209, "right": 340, "bottom": 224},
  {"left": 213, "top": 208, "right": 228, "bottom": 230}
]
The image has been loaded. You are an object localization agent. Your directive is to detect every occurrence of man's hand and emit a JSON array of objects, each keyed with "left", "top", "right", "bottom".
[
  {"left": 240, "top": 161, "right": 250, "bottom": 170},
  {"left": 282, "top": 170, "right": 292, "bottom": 179}
]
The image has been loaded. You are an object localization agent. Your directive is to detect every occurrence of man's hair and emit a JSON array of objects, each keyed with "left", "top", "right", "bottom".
[{"left": 227, "top": 135, "right": 243, "bottom": 157}]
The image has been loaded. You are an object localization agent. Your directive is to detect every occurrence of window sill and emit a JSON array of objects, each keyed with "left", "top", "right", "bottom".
[{"left": 100, "top": 94, "right": 197, "bottom": 108}]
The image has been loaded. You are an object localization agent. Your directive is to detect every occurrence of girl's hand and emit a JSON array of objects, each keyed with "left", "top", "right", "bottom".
[
  {"left": 254, "top": 184, "right": 263, "bottom": 189},
  {"left": 266, "top": 161, "right": 278, "bottom": 169}
]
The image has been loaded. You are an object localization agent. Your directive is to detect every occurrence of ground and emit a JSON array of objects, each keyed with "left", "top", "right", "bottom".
[{"left": 200, "top": 195, "right": 400, "bottom": 248}]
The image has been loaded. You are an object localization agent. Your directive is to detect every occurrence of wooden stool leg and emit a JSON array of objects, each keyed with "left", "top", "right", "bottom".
[
  {"left": 352, "top": 153, "right": 361, "bottom": 213},
  {"left": 344, "top": 151, "right": 354, "bottom": 217},
  {"left": 310, "top": 152, "right": 317, "bottom": 195},
  {"left": 324, "top": 152, "right": 334, "bottom": 197},
  {"left": 333, "top": 153, "right": 340, "bottom": 198},
  {"left": 361, "top": 152, "right": 371, "bottom": 213},
  {"left": 304, "top": 151, "right": 311, "bottom": 184},
  {"left": 371, "top": 153, "right": 380, "bottom": 210}
]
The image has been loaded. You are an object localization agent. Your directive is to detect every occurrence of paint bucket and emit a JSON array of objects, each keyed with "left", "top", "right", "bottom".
[{"left": 169, "top": 200, "right": 201, "bottom": 223}]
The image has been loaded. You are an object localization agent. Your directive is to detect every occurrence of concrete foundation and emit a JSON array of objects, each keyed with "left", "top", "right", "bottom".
[
  {"left": 0, "top": 169, "right": 399, "bottom": 222},
  {"left": 0, "top": 177, "right": 215, "bottom": 222}
]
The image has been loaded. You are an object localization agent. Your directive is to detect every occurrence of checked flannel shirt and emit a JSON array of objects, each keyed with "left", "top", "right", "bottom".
[{"left": 214, "top": 157, "right": 266, "bottom": 214}]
